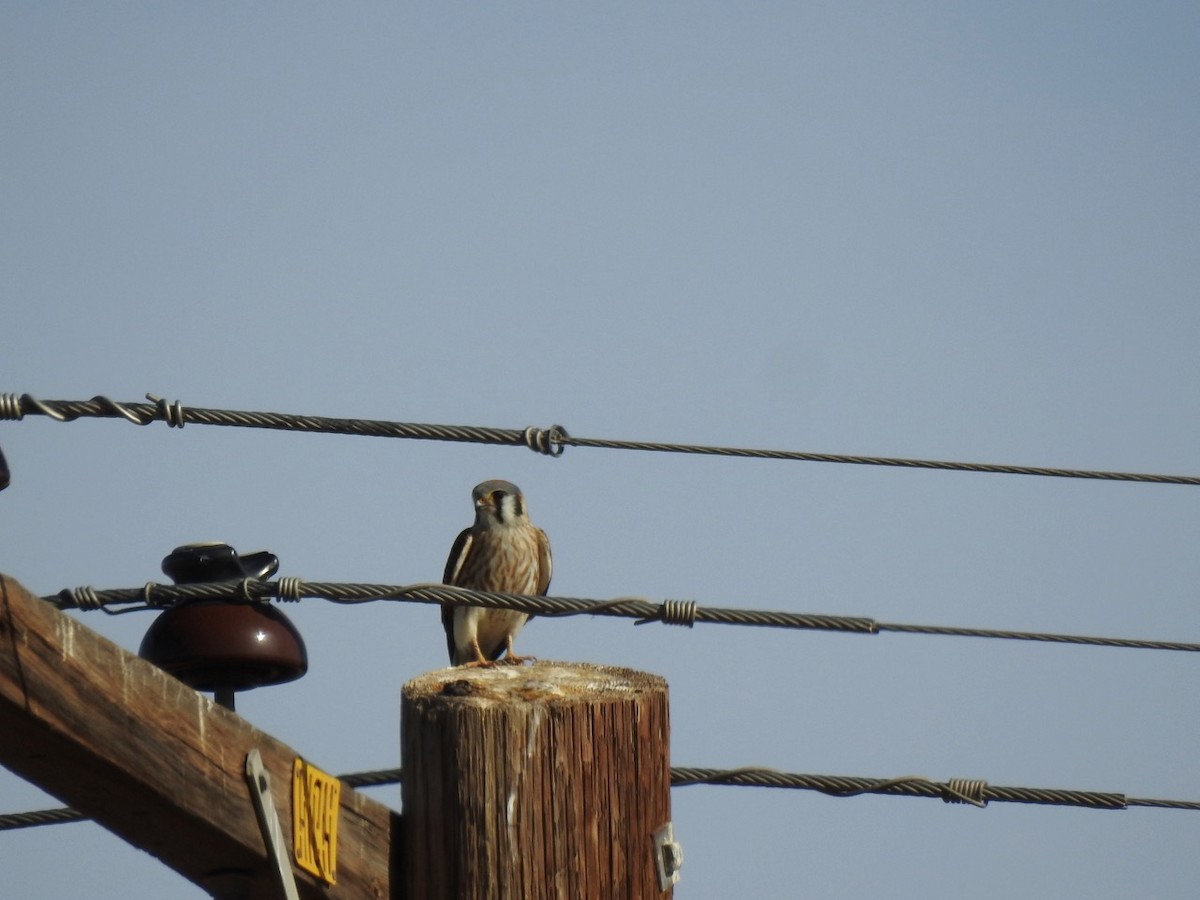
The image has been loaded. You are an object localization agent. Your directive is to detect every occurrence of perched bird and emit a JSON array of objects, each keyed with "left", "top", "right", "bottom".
[{"left": 442, "top": 479, "right": 552, "bottom": 666}]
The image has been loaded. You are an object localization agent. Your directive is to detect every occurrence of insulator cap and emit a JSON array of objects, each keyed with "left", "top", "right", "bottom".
[{"left": 139, "top": 543, "right": 307, "bottom": 694}]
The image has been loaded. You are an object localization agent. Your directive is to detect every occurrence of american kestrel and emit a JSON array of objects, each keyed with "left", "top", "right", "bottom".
[{"left": 442, "top": 480, "right": 552, "bottom": 666}]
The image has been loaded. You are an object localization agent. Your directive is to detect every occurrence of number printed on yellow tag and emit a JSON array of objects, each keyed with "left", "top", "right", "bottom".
[{"left": 292, "top": 757, "right": 340, "bottom": 884}]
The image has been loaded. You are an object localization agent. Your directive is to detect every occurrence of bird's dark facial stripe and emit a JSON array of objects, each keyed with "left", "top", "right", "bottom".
[{"left": 489, "top": 489, "right": 524, "bottom": 523}]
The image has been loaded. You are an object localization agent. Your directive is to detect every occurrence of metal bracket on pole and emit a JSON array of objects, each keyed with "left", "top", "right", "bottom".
[
  {"left": 245, "top": 748, "right": 302, "bottom": 900},
  {"left": 652, "top": 821, "right": 684, "bottom": 890}
]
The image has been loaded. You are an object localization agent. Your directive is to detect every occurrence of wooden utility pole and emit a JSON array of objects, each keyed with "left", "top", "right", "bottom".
[
  {"left": 402, "top": 662, "right": 674, "bottom": 899},
  {"left": 0, "top": 574, "right": 399, "bottom": 899}
]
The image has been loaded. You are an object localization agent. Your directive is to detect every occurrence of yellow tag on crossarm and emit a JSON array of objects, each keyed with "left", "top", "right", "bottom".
[{"left": 292, "top": 757, "right": 340, "bottom": 884}]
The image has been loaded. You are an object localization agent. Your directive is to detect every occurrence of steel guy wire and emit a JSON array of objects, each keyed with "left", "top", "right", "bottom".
[
  {"left": 6, "top": 764, "right": 1199, "bottom": 832},
  {"left": 46, "top": 579, "right": 1200, "bottom": 654},
  {"left": 5, "top": 391, "right": 1200, "bottom": 484}
]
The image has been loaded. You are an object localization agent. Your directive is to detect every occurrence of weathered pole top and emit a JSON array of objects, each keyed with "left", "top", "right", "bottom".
[{"left": 404, "top": 660, "right": 667, "bottom": 705}]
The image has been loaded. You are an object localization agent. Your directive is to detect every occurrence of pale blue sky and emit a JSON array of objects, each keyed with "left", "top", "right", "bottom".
[{"left": 3, "top": 3, "right": 1199, "bottom": 897}]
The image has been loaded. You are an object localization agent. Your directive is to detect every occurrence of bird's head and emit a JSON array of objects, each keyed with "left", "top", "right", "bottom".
[{"left": 472, "top": 479, "right": 527, "bottom": 525}]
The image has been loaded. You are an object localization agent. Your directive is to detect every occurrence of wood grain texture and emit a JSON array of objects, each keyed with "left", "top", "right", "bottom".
[
  {"left": 0, "top": 574, "right": 399, "bottom": 900},
  {"left": 402, "top": 662, "right": 672, "bottom": 900}
]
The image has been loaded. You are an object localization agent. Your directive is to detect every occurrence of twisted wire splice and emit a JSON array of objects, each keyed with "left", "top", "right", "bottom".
[{"left": 943, "top": 778, "right": 989, "bottom": 807}]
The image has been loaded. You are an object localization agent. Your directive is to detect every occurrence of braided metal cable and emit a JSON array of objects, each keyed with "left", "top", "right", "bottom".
[
  {"left": 338, "top": 767, "right": 403, "bottom": 789},
  {"left": 7, "top": 391, "right": 1200, "bottom": 483},
  {"left": 3, "top": 392, "right": 567, "bottom": 456},
  {"left": 44, "top": 579, "right": 1200, "bottom": 654},
  {"left": 667, "top": 768, "right": 1131, "bottom": 810},
  {"left": 7, "top": 764, "right": 1197, "bottom": 832},
  {"left": 45, "top": 580, "right": 882, "bottom": 633},
  {"left": 0, "top": 807, "right": 87, "bottom": 831},
  {"left": 876, "top": 621, "right": 1200, "bottom": 652},
  {"left": 319, "top": 767, "right": 1167, "bottom": 815},
  {"left": 1127, "top": 796, "right": 1200, "bottom": 810},
  {"left": 560, "top": 434, "right": 1200, "bottom": 486},
  {"left": 0, "top": 769, "right": 410, "bottom": 832}
]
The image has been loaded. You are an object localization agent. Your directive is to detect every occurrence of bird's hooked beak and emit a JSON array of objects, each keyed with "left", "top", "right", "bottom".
[{"left": 474, "top": 491, "right": 501, "bottom": 520}]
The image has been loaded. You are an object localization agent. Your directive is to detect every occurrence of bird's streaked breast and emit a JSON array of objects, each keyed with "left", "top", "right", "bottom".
[{"left": 453, "top": 525, "right": 544, "bottom": 594}]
